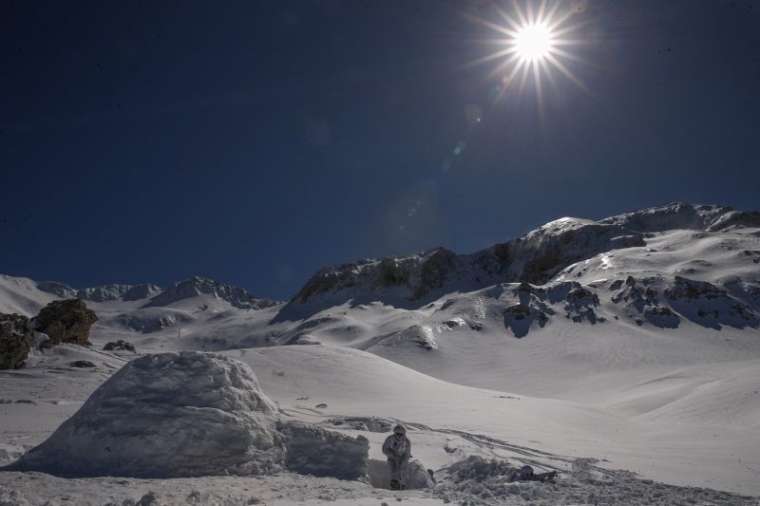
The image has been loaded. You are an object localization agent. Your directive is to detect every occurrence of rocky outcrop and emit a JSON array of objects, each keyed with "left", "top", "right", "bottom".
[
  {"left": 610, "top": 275, "right": 759, "bottom": 330},
  {"left": 599, "top": 202, "right": 733, "bottom": 232},
  {"left": 103, "top": 340, "right": 136, "bottom": 352},
  {"left": 77, "top": 284, "right": 161, "bottom": 302},
  {"left": 507, "top": 218, "right": 644, "bottom": 284},
  {"left": 0, "top": 313, "right": 33, "bottom": 369},
  {"left": 36, "top": 281, "right": 77, "bottom": 299},
  {"left": 379, "top": 324, "right": 439, "bottom": 350},
  {"left": 122, "top": 284, "right": 162, "bottom": 301},
  {"left": 707, "top": 210, "right": 760, "bottom": 231},
  {"left": 69, "top": 360, "right": 96, "bottom": 368},
  {"left": 665, "top": 277, "right": 758, "bottom": 329},
  {"left": 415, "top": 248, "right": 459, "bottom": 298},
  {"left": 33, "top": 299, "right": 97, "bottom": 347},
  {"left": 503, "top": 301, "right": 551, "bottom": 338},
  {"left": 114, "top": 309, "right": 194, "bottom": 333},
  {"left": 287, "top": 219, "right": 643, "bottom": 309},
  {"left": 146, "top": 276, "right": 278, "bottom": 310},
  {"left": 291, "top": 248, "right": 465, "bottom": 306}
]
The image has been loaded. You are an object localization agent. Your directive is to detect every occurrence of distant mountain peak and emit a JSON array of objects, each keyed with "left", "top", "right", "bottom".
[
  {"left": 145, "top": 276, "right": 280, "bottom": 310},
  {"left": 36, "top": 276, "right": 279, "bottom": 310},
  {"left": 37, "top": 282, "right": 161, "bottom": 302}
]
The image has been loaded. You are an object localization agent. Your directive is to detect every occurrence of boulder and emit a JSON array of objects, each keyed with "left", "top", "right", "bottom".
[
  {"left": 33, "top": 299, "right": 97, "bottom": 347},
  {"left": 0, "top": 313, "right": 33, "bottom": 369},
  {"left": 69, "top": 360, "right": 96, "bottom": 368},
  {"left": 103, "top": 340, "right": 136, "bottom": 352},
  {"left": 8, "top": 352, "right": 285, "bottom": 478}
]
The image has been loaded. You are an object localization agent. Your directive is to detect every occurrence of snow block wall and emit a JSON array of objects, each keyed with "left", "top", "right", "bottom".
[
  {"left": 367, "top": 458, "right": 434, "bottom": 490},
  {"left": 278, "top": 421, "right": 369, "bottom": 480},
  {"left": 7, "top": 352, "right": 286, "bottom": 478}
]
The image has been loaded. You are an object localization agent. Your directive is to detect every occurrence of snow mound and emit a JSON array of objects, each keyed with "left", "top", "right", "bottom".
[
  {"left": 433, "top": 456, "right": 759, "bottom": 506},
  {"left": 8, "top": 352, "right": 285, "bottom": 478},
  {"left": 367, "top": 457, "right": 434, "bottom": 490}
]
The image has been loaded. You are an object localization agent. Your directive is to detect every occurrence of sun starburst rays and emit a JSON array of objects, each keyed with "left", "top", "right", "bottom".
[{"left": 468, "top": 0, "right": 587, "bottom": 110}]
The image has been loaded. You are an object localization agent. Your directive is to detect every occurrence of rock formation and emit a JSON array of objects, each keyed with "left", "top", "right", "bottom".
[
  {"left": 0, "top": 313, "right": 33, "bottom": 369},
  {"left": 33, "top": 299, "right": 97, "bottom": 347}
]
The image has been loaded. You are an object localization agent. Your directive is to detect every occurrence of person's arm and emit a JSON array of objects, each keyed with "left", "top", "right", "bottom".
[
  {"left": 402, "top": 436, "right": 412, "bottom": 459},
  {"left": 382, "top": 436, "right": 394, "bottom": 457}
]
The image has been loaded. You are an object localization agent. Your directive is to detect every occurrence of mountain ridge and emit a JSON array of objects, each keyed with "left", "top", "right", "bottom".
[{"left": 281, "top": 202, "right": 759, "bottom": 318}]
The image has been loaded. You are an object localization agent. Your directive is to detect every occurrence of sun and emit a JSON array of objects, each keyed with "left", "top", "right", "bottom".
[
  {"left": 513, "top": 22, "right": 554, "bottom": 62},
  {"left": 467, "top": 1, "right": 587, "bottom": 105}
]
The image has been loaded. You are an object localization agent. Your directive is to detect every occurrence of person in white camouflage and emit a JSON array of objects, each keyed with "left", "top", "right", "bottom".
[{"left": 382, "top": 424, "right": 411, "bottom": 490}]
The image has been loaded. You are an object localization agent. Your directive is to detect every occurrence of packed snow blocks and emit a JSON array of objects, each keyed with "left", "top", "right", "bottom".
[
  {"left": 6, "top": 352, "right": 369, "bottom": 479},
  {"left": 278, "top": 420, "right": 368, "bottom": 480}
]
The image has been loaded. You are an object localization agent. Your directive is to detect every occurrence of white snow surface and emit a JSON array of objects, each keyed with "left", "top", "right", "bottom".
[{"left": 1, "top": 203, "right": 760, "bottom": 504}]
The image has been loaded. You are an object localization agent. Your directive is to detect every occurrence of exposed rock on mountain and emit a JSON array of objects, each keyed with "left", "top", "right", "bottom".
[
  {"left": 282, "top": 203, "right": 759, "bottom": 324},
  {"left": 287, "top": 217, "right": 643, "bottom": 312},
  {"left": 36, "top": 282, "right": 77, "bottom": 299},
  {"left": 103, "top": 340, "right": 136, "bottom": 352},
  {"left": 665, "top": 276, "right": 759, "bottom": 329},
  {"left": 78, "top": 284, "right": 161, "bottom": 302},
  {"left": 0, "top": 313, "right": 33, "bottom": 369},
  {"left": 114, "top": 309, "right": 194, "bottom": 333},
  {"left": 599, "top": 202, "right": 732, "bottom": 232},
  {"left": 378, "top": 324, "right": 439, "bottom": 350},
  {"left": 122, "top": 283, "right": 162, "bottom": 301},
  {"left": 707, "top": 210, "right": 760, "bottom": 231},
  {"left": 33, "top": 299, "right": 97, "bottom": 347},
  {"left": 146, "top": 276, "right": 279, "bottom": 310},
  {"left": 609, "top": 275, "right": 759, "bottom": 330},
  {"left": 506, "top": 218, "right": 644, "bottom": 284}
]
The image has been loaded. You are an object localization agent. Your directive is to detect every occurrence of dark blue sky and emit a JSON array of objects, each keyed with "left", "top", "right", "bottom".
[{"left": 2, "top": 0, "right": 759, "bottom": 299}]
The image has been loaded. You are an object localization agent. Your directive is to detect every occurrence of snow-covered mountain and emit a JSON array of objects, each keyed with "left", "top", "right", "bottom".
[
  {"left": 2, "top": 202, "right": 758, "bottom": 359},
  {"left": 2, "top": 202, "right": 760, "bottom": 503},
  {"left": 284, "top": 203, "right": 759, "bottom": 314}
]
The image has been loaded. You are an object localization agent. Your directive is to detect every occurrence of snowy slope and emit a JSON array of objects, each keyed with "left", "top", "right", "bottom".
[{"left": 1, "top": 202, "right": 760, "bottom": 503}]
